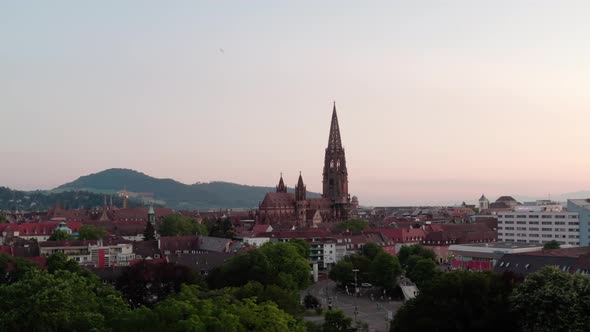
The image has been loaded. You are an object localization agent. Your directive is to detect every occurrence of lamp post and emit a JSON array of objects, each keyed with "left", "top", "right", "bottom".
[{"left": 352, "top": 268, "right": 359, "bottom": 322}]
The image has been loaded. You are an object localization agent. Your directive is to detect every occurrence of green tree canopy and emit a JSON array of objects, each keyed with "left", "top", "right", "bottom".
[
  {"left": 334, "top": 219, "right": 368, "bottom": 233},
  {"left": 398, "top": 244, "right": 436, "bottom": 268},
  {"left": 158, "top": 214, "right": 208, "bottom": 237},
  {"left": 206, "top": 217, "right": 235, "bottom": 239},
  {"left": 406, "top": 257, "right": 438, "bottom": 287},
  {"left": 510, "top": 266, "right": 590, "bottom": 332},
  {"left": 543, "top": 240, "right": 561, "bottom": 250},
  {"left": 48, "top": 230, "right": 74, "bottom": 241},
  {"left": 369, "top": 252, "right": 402, "bottom": 290},
  {"left": 360, "top": 242, "right": 384, "bottom": 260},
  {"left": 77, "top": 224, "right": 108, "bottom": 240},
  {"left": 118, "top": 285, "right": 307, "bottom": 332},
  {"left": 391, "top": 270, "right": 518, "bottom": 332},
  {"left": 323, "top": 309, "right": 354, "bottom": 332},
  {"left": 0, "top": 269, "right": 129, "bottom": 332}
]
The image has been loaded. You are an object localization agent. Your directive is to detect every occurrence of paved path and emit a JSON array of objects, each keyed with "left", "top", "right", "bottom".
[{"left": 303, "top": 280, "right": 404, "bottom": 332}]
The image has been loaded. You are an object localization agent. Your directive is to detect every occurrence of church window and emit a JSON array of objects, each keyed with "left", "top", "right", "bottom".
[
  {"left": 336, "top": 160, "right": 341, "bottom": 169},
  {"left": 330, "top": 160, "right": 334, "bottom": 168}
]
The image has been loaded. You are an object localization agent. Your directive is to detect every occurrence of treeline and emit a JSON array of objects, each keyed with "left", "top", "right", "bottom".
[
  {"left": 0, "top": 187, "right": 143, "bottom": 211},
  {"left": 0, "top": 241, "right": 340, "bottom": 331},
  {"left": 390, "top": 246, "right": 590, "bottom": 332}
]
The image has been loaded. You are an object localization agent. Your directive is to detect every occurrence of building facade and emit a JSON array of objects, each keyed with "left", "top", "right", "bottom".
[
  {"left": 258, "top": 103, "right": 352, "bottom": 226},
  {"left": 497, "top": 201, "right": 580, "bottom": 246}
]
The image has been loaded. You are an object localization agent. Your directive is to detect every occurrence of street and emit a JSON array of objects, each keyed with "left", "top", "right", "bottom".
[{"left": 303, "top": 280, "right": 404, "bottom": 332}]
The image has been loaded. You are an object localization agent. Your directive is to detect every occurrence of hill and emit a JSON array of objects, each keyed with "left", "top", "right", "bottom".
[
  {"left": 55, "top": 168, "right": 320, "bottom": 210},
  {"left": 0, "top": 186, "right": 144, "bottom": 211}
]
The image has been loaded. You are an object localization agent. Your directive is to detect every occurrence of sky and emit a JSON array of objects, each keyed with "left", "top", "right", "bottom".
[{"left": 2, "top": 1, "right": 590, "bottom": 206}]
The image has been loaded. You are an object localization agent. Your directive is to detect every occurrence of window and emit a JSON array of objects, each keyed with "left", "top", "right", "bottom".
[
  {"left": 164, "top": 250, "right": 170, "bottom": 255},
  {"left": 505, "top": 221, "right": 514, "bottom": 224},
  {"left": 529, "top": 221, "right": 539, "bottom": 225},
  {"left": 568, "top": 228, "right": 579, "bottom": 232},
  {"left": 517, "top": 227, "right": 526, "bottom": 231},
  {"left": 505, "top": 227, "right": 515, "bottom": 230},
  {"left": 542, "top": 221, "right": 552, "bottom": 225},
  {"left": 517, "top": 215, "right": 527, "bottom": 218},
  {"left": 568, "top": 222, "right": 579, "bottom": 225},
  {"left": 155, "top": 254, "right": 160, "bottom": 258},
  {"left": 529, "top": 215, "right": 539, "bottom": 218},
  {"left": 505, "top": 233, "right": 515, "bottom": 236},
  {"left": 497, "top": 227, "right": 503, "bottom": 230},
  {"left": 505, "top": 263, "right": 511, "bottom": 267},
  {"left": 542, "top": 234, "right": 553, "bottom": 238},
  {"left": 542, "top": 228, "right": 552, "bottom": 231},
  {"left": 517, "top": 221, "right": 526, "bottom": 225},
  {"left": 542, "top": 215, "right": 552, "bottom": 219},
  {"left": 529, "top": 227, "right": 539, "bottom": 231},
  {"left": 505, "top": 215, "right": 514, "bottom": 218},
  {"left": 555, "top": 215, "right": 566, "bottom": 219},
  {"left": 525, "top": 264, "right": 530, "bottom": 269},
  {"left": 529, "top": 234, "right": 539, "bottom": 237},
  {"left": 569, "top": 215, "right": 579, "bottom": 219},
  {"left": 555, "top": 228, "right": 566, "bottom": 232},
  {"left": 555, "top": 222, "right": 566, "bottom": 225}
]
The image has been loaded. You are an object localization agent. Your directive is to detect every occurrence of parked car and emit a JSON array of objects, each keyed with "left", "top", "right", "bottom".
[{"left": 361, "top": 282, "right": 372, "bottom": 288}]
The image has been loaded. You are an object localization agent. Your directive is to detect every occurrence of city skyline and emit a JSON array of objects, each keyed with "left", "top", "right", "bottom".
[{"left": 3, "top": 1, "right": 590, "bottom": 205}]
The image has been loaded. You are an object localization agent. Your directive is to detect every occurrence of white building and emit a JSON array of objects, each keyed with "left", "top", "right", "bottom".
[{"left": 497, "top": 201, "right": 580, "bottom": 246}]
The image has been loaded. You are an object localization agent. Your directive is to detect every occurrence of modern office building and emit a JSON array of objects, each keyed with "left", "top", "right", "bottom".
[
  {"left": 497, "top": 201, "right": 580, "bottom": 246},
  {"left": 566, "top": 199, "right": 590, "bottom": 246}
]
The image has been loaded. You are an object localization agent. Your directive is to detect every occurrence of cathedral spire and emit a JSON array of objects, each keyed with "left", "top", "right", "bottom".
[
  {"left": 295, "top": 171, "right": 306, "bottom": 201},
  {"left": 328, "top": 102, "right": 343, "bottom": 152},
  {"left": 276, "top": 173, "right": 287, "bottom": 193}
]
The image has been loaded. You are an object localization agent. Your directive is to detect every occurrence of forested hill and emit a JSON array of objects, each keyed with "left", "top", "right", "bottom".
[
  {"left": 0, "top": 187, "right": 142, "bottom": 211},
  {"left": 55, "top": 168, "right": 320, "bottom": 210}
]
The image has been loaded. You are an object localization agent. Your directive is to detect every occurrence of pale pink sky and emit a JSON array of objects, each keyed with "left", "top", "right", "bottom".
[{"left": 2, "top": 1, "right": 590, "bottom": 205}]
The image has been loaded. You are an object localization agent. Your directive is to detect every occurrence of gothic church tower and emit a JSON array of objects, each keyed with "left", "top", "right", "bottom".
[{"left": 322, "top": 102, "right": 350, "bottom": 218}]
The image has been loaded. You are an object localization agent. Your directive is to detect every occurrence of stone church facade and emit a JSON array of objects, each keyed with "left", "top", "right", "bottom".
[{"left": 257, "top": 103, "right": 352, "bottom": 227}]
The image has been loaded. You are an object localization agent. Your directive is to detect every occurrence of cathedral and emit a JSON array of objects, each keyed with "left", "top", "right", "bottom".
[{"left": 257, "top": 103, "right": 352, "bottom": 227}]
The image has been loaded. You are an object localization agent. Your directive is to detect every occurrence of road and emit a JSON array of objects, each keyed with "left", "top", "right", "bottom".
[{"left": 303, "top": 280, "right": 404, "bottom": 332}]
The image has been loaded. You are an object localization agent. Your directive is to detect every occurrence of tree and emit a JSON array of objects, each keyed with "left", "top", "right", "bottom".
[
  {"left": 398, "top": 244, "right": 436, "bottom": 268},
  {"left": 391, "top": 271, "right": 518, "bottom": 332},
  {"left": 329, "top": 260, "right": 355, "bottom": 286},
  {"left": 46, "top": 252, "right": 82, "bottom": 274},
  {"left": 0, "top": 269, "right": 130, "bottom": 332},
  {"left": 48, "top": 230, "right": 73, "bottom": 241},
  {"left": 543, "top": 240, "right": 561, "bottom": 250},
  {"left": 116, "top": 260, "right": 205, "bottom": 306},
  {"left": 323, "top": 309, "right": 354, "bottom": 332},
  {"left": 143, "top": 221, "right": 156, "bottom": 241},
  {"left": 208, "top": 249, "right": 272, "bottom": 289},
  {"left": 289, "top": 239, "right": 311, "bottom": 259},
  {"left": 406, "top": 257, "right": 438, "bottom": 287},
  {"left": 78, "top": 224, "right": 108, "bottom": 240},
  {"left": 0, "top": 213, "right": 6, "bottom": 223},
  {"left": 207, "top": 217, "right": 235, "bottom": 238},
  {"left": 158, "top": 214, "right": 207, "bottom": 237},
  {"left": 119, "top": 285, "right": 306, "bottom": 332},
  {"left": 258, "top": 242, "right": 312, "bottom": 290},
  {"left": 0, "top": 253, "right": 39, "bottom": 284},
  {"left": 360, "top": 242, "right": 383, "bottom": 260},
  {"left": 304, "top": 294, "right": 321, "bottom": 309},
  {"left": 369, "top": 252, "right": 401, "bottom": 290},
  {"left": 334, "top": 219, "right": 368, "bottom": 233},
  {"left": 510, "top": 266, "right": 590, "bottom": 332}
]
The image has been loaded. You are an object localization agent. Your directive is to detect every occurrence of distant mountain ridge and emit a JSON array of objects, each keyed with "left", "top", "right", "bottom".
[{"left": 55, "top": 168, "right": 320, "bottom": 210}]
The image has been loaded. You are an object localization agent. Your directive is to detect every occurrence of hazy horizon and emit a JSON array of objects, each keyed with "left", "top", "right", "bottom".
[{"left": 3, "top": 1, "right": 590, "bottom": 206}]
